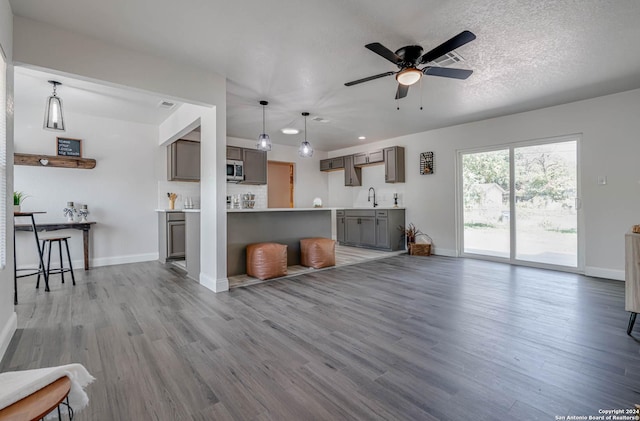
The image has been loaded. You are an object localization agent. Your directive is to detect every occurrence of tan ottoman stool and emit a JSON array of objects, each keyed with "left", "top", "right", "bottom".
[
  {"left": 246, "top": 242, "right": 288, "bottom": 280},
  {"left": 300, "top": 238, "right": 336, "bottom": 269}
]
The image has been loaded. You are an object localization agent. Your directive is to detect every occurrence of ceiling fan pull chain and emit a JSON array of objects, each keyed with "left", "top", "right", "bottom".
[
  {"left": 420, "top": 77, "right": 424, "bottom": 110},
  {"left": 396, "top": 98, "right": 400, "bottom": 111}
]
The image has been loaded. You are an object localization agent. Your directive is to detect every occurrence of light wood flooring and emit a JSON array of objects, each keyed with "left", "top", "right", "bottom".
[
  {"left": 228, "top": 244, "right": 404, "bottom": 288},
  {"left": 2, "top": 256, "right": 639, "bottom": 420}
]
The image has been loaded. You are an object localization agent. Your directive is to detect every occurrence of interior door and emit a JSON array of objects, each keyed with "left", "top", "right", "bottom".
[{"left": 267, "top": 161, "right": 294, "bottom": 208}]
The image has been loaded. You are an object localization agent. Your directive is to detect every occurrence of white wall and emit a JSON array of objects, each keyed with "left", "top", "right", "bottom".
[
  {"left": 328, "top": 88, "right": 640, "bottom": 279},
  {"left": 14, "top": 103, "right": 160, "bottom": 268},
  {"left": 0, "top": 0, "right": 14, "bottom": 363},
  {"left": 227, "top": 137, "right": 329, "bottom": 208}
]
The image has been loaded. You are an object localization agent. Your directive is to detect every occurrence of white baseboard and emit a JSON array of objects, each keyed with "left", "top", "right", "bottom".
[
  {"left": 19, "top": 252, "right": 159, "bottom": 270},
  {"left": 433, "top": 248, "right": 457, "bottom": 257},
  {"left": 0, "top": 312, "right": 17, "bottom": 363},
  {"left": 584, "top": 266, "right": 625, "bottom": 281},
  {"left": 200, "top": 273, "right": 229, "bottom": 293},
  {"left": 90, "top": 253, "right": 159, "bottom": 268}
]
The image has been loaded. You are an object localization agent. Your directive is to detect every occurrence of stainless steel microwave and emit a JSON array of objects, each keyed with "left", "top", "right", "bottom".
[{"left": 226, "top": 160, "right": 244, "bottom": 182}]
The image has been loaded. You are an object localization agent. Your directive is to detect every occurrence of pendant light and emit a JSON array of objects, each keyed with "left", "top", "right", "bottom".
[
  {"left": 298, "top": 112, "right": 313, "bottom": 158},
  {"left": 44, "top": 80, "right": 65, "bottom": 131},
  {"left": 256, "top": 100, "right": 272, "bottom": 151}
]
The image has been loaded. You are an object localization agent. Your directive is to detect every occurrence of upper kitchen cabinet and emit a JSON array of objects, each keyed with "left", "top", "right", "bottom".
[
  {"left": 353, "top": 150, "right": 384, "bottom": 166},
  {"left": 344, "top": 155, "right": 362, "bottom": 187},
  {"left": 384, "top": 146, "right": 405, "bottom": 183},
  {"left": 226, "top": 146, "right": 242, "bottom": 160},
  {"left": 242, "top": 149, "right": 267, "bottom": 185},
  {"left": 320, "top": 157, "right": 345, "bottom": 172},
  {"left": 168, "top": 139, "right": 200, "bottom": 182}
]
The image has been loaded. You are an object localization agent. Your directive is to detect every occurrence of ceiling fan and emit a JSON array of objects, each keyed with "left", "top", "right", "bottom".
[{"left": 345, "top": 30, "right": 476, "bottom": 100}]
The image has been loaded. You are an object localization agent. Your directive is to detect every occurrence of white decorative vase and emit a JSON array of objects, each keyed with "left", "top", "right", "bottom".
[{"left": 13, "top": 205, "right": 20, "bottom": 212}]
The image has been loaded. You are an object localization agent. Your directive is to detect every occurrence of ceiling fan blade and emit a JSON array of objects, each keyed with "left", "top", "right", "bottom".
[
  {"left": 366, "top": 42, "right": 402, "bottom": 65},
  {"left": 345, "top": 71, "right": 395, "bottom": 87},
  {"left": 419, "top": 30, "right": 476, "bottom": 64},
  {"left": 423, "top": 67, "right": 473, "bottom": 80},
  {"left": 395, "top": 84, "right": 409, "bottom": 100}
]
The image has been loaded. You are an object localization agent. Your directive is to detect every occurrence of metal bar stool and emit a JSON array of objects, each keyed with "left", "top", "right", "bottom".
[
  {"left": 37, "top": 236, "right": 76, "bottom": 287},
  {"left": 14, "top": 211, "right": 49, "bottom": 304}
]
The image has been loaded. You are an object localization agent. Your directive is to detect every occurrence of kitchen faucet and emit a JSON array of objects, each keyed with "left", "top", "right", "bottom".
[{"left": 368, "top": 187, "right": 378, "bottom": 208}]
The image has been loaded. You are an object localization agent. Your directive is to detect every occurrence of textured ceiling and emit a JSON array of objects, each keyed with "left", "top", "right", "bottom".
[{"left": 9, "top": 0, "right": 640, "bottom": 150}]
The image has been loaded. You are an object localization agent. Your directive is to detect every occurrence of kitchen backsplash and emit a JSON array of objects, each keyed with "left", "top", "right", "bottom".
[
  {"left": 158, "top": 181, "right": 201, "bottom": 209},
  {"left": 227, "top": 184, "right": 267, "bottom": 209}
]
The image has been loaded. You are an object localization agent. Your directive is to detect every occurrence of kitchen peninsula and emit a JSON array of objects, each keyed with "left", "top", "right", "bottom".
[{"left": 227, "top": 208, "right": 332, "bottom": 276}]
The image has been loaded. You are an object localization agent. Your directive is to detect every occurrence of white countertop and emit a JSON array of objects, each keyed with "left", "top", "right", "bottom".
[
  {"left": 158, "top": 207, "right": 403, "bottom": 213},
  {"left": 227, "top": 207, "right": 405, "bottom": 213},
  {"left": 227, "top": 207, "right": 332, "bottom": 213},
  {"left": 155, "top": 209, "right": 201, "bottom": 213}
]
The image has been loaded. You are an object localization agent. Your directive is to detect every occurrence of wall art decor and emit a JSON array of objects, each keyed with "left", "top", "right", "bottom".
[{"left": 420, "top": 151, "right": 434, "bottom": 175}]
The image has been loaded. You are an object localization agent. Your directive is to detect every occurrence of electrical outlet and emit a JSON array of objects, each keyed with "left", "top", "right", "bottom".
[{"left": 597, "top": 176, "right": 607, "bottom": 185}]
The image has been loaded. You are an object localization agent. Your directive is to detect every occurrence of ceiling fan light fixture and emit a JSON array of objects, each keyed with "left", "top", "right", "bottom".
[
  {"left": 298, "top": 112, "right": 313, "bottom": 158},
  {"left": 256, "top": 100, "right": 272, "bottom": 151},
  {"left": 396, "top": 68, "right": 422, "bottom": 86}
]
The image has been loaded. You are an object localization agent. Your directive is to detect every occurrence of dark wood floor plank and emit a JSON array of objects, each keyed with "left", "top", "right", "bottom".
[{"left": 2, "top": 255, "right": 640, "bottom": 420}]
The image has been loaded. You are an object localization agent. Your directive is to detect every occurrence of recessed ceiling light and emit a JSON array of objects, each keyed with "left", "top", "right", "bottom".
[
  {"left": 281, "top": 128, "right": 299, "bottom": 135},
  {"left": 358, "top": 136, "right": 366, "bottom": 140}
]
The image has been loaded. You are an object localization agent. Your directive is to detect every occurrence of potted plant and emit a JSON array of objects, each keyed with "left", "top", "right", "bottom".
[
  {"left": 398, "top": 223, "right": 422, "bottom": 252},
  {"left": 13, "top": 191, "right": 28, "bottom": 212}
]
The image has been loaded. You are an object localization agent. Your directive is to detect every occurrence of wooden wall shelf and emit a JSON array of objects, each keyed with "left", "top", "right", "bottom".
[{"left": 14, "top": 153, "right": 96, "bottom": 169}]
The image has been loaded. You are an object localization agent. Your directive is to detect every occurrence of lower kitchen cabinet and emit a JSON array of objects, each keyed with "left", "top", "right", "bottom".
[
  {"left": 338, "top": 208, "right": 405, "bottom": 251},
  {"left": 158, "top": 211, "right": 186, "bottom": 263},
  {"left": 336, "top": 210, "right": 345, "bottom": 243}
]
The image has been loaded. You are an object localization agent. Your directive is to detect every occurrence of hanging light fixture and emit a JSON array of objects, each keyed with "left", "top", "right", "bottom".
[
  {"left": 298, "top": 112, "right": 313, "bottom": 158},
  {"left": 256, "top": 100, "right": 272, "bottom": 151},
  {"left": 43, "top": 80, "right": 65, "bottom": 131}
]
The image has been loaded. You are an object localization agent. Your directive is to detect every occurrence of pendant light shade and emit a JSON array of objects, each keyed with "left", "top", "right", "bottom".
[
  {"left": 298, "top": 112, "right": 313, "bottom": 158},
  {"left": 44, "top": 80, "right": 65, "bottom": 131},
  {"left": 256, "top": 100, "right": 272, "bottom": 151}
]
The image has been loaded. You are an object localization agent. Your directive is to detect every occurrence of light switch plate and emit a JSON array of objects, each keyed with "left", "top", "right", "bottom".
[{"left": 597, "top": 175, "right": 607, "bottom": 185}]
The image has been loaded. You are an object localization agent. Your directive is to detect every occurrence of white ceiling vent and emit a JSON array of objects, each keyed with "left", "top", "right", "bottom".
[
  {"left": 312, "top": 116, "right": 330, "bottom": 123},
  {"left": 429, "top": 51, "right": 464, "bottom": 67},
  {"left": 158, "top": 100, "right": 176, "bottom": 109}
]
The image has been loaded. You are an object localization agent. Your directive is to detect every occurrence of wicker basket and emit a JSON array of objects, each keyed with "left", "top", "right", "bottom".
[{"left": 409, "top": 243, "right": 431, "bottom": 256}]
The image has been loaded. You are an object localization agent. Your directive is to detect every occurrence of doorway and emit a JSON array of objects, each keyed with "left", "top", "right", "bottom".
[
  {"left": 267, "top": 161, "right": 294, "bottom": 208},
  {"left": 459, "top": 136, "right": 580, "bottom": 269}
]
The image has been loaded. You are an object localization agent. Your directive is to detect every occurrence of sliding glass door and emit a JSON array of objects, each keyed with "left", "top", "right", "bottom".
[{"left": 460, "top": 137, "right": 579, "bottom": 269}]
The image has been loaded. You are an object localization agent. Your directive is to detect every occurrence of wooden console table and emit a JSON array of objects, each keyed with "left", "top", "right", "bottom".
[{"left": 15, "top": 221, "right": 96, "bottom": 270}]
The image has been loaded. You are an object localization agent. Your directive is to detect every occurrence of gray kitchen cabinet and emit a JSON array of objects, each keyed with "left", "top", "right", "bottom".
[
  {"left": 168, "top": 139, "right": 200, "bottom": 181},
  {"left": 185, "top": 212, "right": 200, "bottom": 282},
  {"left": 320, "top": 157, "right": 345, "bottom": 172},
  {"left": 375, "top": 211, "right": 390, "bottom": 248},
  {"left": 158, "top": 212, "right": 186, "bottom": 263},
  {"left": 384, "top": 146, "right": 405, "bottom": 183},
  {"left": 337, "top": 208, "right": 405, "bottom": 251},
  {"left": 226, "top": 146, "right": 242, "bottom": 160},
  {"left": 343, "top": 210, "right": 376, "bottom": 247},
  {"left": 354, "top": 150, "right": 384, "bottom": 166},
  {"left": 336, "top": 210, "right": 345, "bottom": 243},
  {"left": 344, "top": 155, "right": 362, "bottom": 186},
  {"left": 242, "top": 148, "right": 267, "bottom": 184}
]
